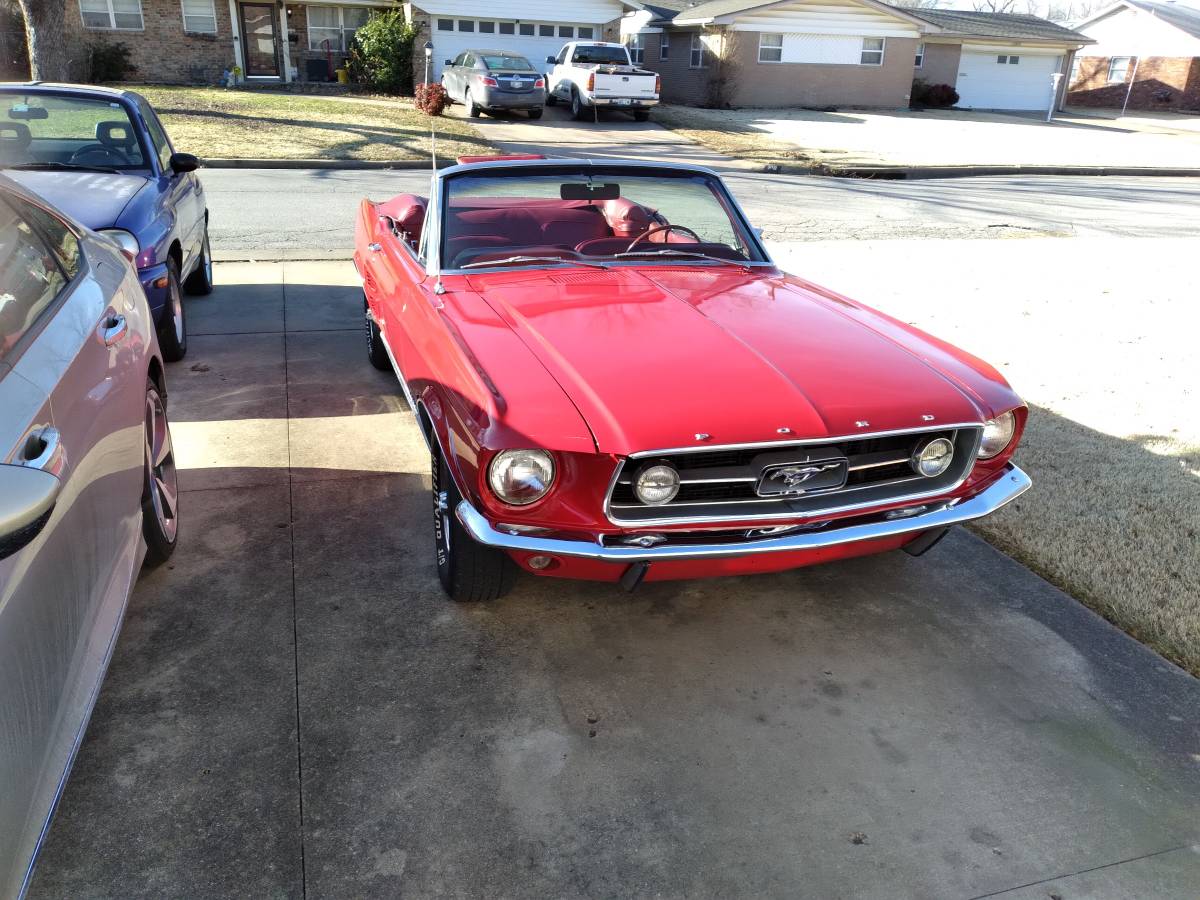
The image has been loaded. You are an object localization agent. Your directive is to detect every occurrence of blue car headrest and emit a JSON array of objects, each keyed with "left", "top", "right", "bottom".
[
  {"left": 96, "top": 120, "right": 136, "bottom": 148},
  {"left": 0, "top": 121, "right": 31, "bottom": 150}
]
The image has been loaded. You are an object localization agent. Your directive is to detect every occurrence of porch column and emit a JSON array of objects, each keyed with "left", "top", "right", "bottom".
[
  {"left": 279, "top": 2, "right": 293, "bottom": 82},
  {"left": 229, "top": 0, "right": 245, "bottom": 74}
]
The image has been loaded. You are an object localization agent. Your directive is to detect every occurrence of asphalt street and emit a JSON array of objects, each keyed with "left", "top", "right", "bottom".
[{"left": 205, "top": 168, "right": 1200, "bottom": 256}]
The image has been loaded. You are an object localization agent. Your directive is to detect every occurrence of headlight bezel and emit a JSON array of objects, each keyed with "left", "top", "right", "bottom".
[
  {"left": 97, "top": 228, "right": 140, "bottom": 261},
  {"left": 977, "top": 410, "right": 1018, "bottom": 460},
  {"left": 634, "top": 462, "right": 681, "bottom": 506},
  {"left": 486, "top": 448, "right": 556, "bottom": 506}
]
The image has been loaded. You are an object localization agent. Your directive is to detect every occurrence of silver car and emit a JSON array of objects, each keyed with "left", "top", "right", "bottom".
[
  {"left": 0, "top": 173, "right": 179, "bottom": 897},
  {"left": 441, "top": 50, "right": 546, "bottom": 118}
]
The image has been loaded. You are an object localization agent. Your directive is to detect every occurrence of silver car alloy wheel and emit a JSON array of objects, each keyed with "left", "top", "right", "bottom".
[
  {"left": 145, "top": 388, "right": 179, "bottom": 542},
  {"left": 203, "top": 233, "right": 213, "bottom": 284},
  {"left": 170, "top": 275, "right": 184, "bottom": 344}
]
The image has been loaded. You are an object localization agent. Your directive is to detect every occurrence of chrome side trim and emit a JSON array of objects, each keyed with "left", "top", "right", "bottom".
[{"left": 457, "top": 465, "right": 1030, "bottom": 563}]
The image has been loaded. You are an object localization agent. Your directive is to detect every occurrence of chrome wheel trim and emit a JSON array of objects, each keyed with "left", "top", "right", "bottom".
[
  {"left": 203, "top": 233, "right": 213, "bottom": 283},
  {"left": 145, "top": 389, "right": 179, "bottom": 542},
  {"left": 170, "top": 276, "right": 184, "bottom": 344}
]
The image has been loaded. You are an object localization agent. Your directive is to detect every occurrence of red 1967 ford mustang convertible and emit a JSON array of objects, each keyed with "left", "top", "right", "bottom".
[{"left": 354, "top": 157, "right": 1030, "bottom": 601}]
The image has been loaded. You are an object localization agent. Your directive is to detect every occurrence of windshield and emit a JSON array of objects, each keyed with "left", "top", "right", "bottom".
[
  {"left": 571, "top": 45, "right": 630, "bottom": 66},
  {"left": 0, "top": 94, "right": 147, "bottom": 171},
  {"left": 441, "top": 169, "right": 765, "bottom": 270},
  {"left": 482, "top": 55, "right": 534, "bottom": 71}
]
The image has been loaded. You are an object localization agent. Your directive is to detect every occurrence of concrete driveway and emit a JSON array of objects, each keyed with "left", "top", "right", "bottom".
[
  {"left": 27, "top": 261, "right": 1200, "bottom": 899},
  {"left": 446, "top": 101, "right": 739, "bottom": 167}
]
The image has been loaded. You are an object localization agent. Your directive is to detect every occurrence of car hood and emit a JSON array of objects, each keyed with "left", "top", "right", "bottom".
[
  {"left": 467, "top": 266, "right": 1018, "bottom": 456},
  {"left": 3, "top": 169, "right": 149, "bottom": 230}
]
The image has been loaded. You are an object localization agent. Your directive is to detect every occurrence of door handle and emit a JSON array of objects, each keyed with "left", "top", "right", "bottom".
[
  {"left": 101, "top": 314, "right": 128, "bottom": 346},
  {"left": 20, "top": 426, "right": 63, "bottom": 473}
]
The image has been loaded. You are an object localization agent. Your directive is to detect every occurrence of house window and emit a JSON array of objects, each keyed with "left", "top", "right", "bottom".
[
  {"left": 559, "top": 25, "right": 573, "bottom": 38},
  {"left": 458, "top": 19, "right": 474, "bottom": 32},
  {"left": 860, "top": 37, "right": 883, "bottom": 65},
  {"left": 578, "top": 26, "right": 593, "bottom": 38},
  {"left": 180, "top": 0, "right": 216, "bottom": 33},
  {"left": 627, "top": 33, "right": 644, "bottom": 64},
  {"left": 479, "top": 20, "right": 494, "bottom": 33},
  {"left": 1008, "top": 55, "right": 1019, "bottom": 64},
  {"left": 539, "top": 24, "right": 554, "bottom": 36},
  {"left": 79, "top": 0, "right": 143, "bottom": 31},
  {"left": 914, "top": 42, "right": 924, "bottom": 67},
  {"left": 519, "top": 23, "right": 534, "bottom": 35},
  {"left": 1108, "top": 56, "right": 1131, "bottom": 82},
  {"left": 1069, "top": 55, "right": 1082, "bottom": 83},
  {"left": 498, "top": 21, "right": 514, "bottom": 34},
  {"left": 690, "top": 34, "right": 705, "bottom": 68},
  {"left": 308, "top": 6, "right": 369, "bottom": 51},
  {"left": 996, "top": 54, "right": 1007, "bottom": 63},
  {"left": 437, "top": 18, "right": 453, "bottom": 30},
  {"left": 759, "top": 33, "right": 782, "bottom": 63},
  {"left": 660, "top": 31, "right": 669, "bottom": 59}
]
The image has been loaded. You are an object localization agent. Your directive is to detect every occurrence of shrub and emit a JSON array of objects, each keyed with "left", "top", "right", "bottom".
[
  {"left": 414, "top": 82, "right": 448, "bottom": 117},
  {"left": 910, "top": 78, "right": 959, "bottom": 108},
  {"left": 88, "top": 42, "right": 137, "bottom": 83},
  {"left": 348, "top": 10, "right": 416, "bottom": 94}
]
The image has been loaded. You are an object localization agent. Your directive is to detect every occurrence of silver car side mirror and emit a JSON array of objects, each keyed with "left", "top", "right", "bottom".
[{"left": 0, "top": 464, "right": 62, "bottom": 561}]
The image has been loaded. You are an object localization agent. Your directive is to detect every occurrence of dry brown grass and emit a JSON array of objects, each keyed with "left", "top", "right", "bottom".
[
  {"left": 652, "top": 104, "right": 816, "bottom": 169},
  {"left": 137, "top": 87, "right": 493, "bottom": 161},
  {"left": 770, "top": 236, "right": 1200, "bottom": 675}
]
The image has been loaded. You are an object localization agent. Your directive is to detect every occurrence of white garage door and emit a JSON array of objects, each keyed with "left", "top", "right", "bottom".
[
  {"left": 429, "top": 19, "right": 600, "bottom": 80},
  {"left": 955, "top": 49, "right": 1062, "bottom": 110}
]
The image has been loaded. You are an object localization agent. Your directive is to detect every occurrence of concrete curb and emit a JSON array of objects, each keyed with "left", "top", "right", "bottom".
[
  {"left": 785, "top": 163, "right": 1200, "bottom": 180},
  {"left": 202, "top": 158, "right": 454, "bottom": 170}
]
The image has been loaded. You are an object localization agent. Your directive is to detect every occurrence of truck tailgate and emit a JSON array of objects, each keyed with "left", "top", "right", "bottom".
[{"left": 593, "top": 71, "right": 658, "bottom": 99}]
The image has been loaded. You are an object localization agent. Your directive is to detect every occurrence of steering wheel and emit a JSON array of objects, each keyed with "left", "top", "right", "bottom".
[
  {"left": 69, "top": 144, "right": 127, "bottom": 166},
  {"left": 625, "top": 223, "right": 702, "bottom": 253}
]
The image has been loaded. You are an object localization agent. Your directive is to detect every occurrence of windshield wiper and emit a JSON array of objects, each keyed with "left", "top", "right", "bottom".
[
  {"left": 8, "top": 161, "right": 121, "bottom": 174},
  {"left": 460, "top": 255, "right": 609, "bottom": 270},
  {"left": 612, "top": 249, "right": 752, "bottom": 271}
]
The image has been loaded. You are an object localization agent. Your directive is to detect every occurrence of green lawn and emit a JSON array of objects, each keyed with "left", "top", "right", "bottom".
[{"left": 136, "top": 87, "right": 492, "bottom": 161}]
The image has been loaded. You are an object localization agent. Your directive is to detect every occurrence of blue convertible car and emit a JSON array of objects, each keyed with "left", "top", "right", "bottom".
[{"left": 0, "top": 83, "right": 211, "bottom": 360}]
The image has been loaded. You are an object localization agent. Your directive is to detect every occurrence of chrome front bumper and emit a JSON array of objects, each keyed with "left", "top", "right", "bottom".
[{"left": 456, "top": 465, "right": 1030, "bottom": 563}]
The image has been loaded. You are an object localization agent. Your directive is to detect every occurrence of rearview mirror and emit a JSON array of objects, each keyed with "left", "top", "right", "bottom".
[
  {"left": 169, "top": 152, "right": 200, "bottom": 174},
  {"left": 7, "top": 104, "right": 48, "bottom": 120},
  {"left": 0, "top": 464, "right": 62, "bottom": 561},
  {"left": 561, "top": 182, "right": 620, "bottom": 201}
]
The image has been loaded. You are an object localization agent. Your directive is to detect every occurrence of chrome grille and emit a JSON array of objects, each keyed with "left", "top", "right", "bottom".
[{"left": 607, "top": 426, "right": 982, "bottom": 525}]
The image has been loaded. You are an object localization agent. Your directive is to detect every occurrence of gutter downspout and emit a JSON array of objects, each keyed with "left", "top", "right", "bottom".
[
  {"left": 229, "top": 0, "right": 245, "bottom": 75},
  {"left": 279, "top": 1, "right": 293, "bottom": 83}
]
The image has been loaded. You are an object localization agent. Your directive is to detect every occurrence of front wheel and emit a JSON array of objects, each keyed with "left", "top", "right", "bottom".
[
  {"left": 142, "top": 378, "right": 179, "bottom": 567},
  {"left": 433, "top": 449, "right": 515, "bottom": 603},
  {"left": 156, "top": 259, "right": 187, "bottom": 362},
  {"left": 183, "top": 224, "right": 214, "bottom": 295}
]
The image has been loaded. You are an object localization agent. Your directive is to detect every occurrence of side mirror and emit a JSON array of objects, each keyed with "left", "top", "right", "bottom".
[
  {"left": 0, "top": 464, "right": 61, "bottom": 562},
  {"left": 546, "top": 56, "right": 556, "bottom": 64},
  {"left": 169, "top": 152, "right": 200, "bottom": 174},
  {"left": 444, "top": 59, "right": 452, "bottom": 66}
]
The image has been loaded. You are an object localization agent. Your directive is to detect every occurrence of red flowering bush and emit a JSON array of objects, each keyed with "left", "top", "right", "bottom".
[{"left": 415, "top": 82, "right": 449, "bottom": 117}]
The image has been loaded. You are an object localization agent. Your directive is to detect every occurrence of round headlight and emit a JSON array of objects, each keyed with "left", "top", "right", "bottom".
[
  {"left": 634, "top": 464, "right": 680, "bottom": 506},
  {"left": 912, "top": 437, "right": 955, "bottom": 478},
  {"left": 98, "top": 229, "right": 140, "bottom": 261},
  {"left": 978, "top": 411, "right": 1017, "bottom": 459},
  {"left": 487, "top": 449, "right": 554, "bottom": 506}
]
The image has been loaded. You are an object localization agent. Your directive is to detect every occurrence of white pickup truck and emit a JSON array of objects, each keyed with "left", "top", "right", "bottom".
[{"left": 545, "top": 42, "right": 660, "bottom": 122}]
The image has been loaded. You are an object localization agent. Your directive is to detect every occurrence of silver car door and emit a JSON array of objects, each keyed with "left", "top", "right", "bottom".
[{"left": 0, "top": 193, "right": 147, "bottom": 898}]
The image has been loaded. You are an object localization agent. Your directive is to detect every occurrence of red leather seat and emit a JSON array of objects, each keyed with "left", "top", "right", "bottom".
[{"left": 377, "top": 194, "right": 427, "bottom": 247}]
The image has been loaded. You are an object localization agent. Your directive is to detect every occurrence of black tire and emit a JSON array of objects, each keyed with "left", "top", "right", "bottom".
[
  {"left": 633, "top": 110, "right": 650, "bottom": 122},
  {"left": 142, "top": 377, "right": 179, "bottom": 567},
  {"left": 365, "top": 294, "right": 390, "bottom": 371},
  {"left": 183, "top": 224, "right": 214, "bottom": 295},
  {"left": 545, "top": 90, "right": 558, "bottom": 107},
  {"left": 570, "top": 88, "right": 587, "bottom": 121},
  {"left": 466, "top": 89, "right": 481, "bottom": 118},
  {"left": 156, "top": 259, "right": 187, "bottom": 362},
  {"left": 528, "top": 108, "right": 543, "bottom": 120},
  {"left": 433, "top": 449, "right": 515, "bottom": 603}
]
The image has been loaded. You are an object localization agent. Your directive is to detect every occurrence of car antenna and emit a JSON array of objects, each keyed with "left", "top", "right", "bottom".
[{"left": 421, "top": 41, "right": 446, "bottom": 295}]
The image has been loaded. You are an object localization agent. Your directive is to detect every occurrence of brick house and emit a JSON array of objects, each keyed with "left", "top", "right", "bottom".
[
  {"left": 617, "top": 0, "right": 1091, "bottom": 110},
  {"left": 65, "top": 0, "right": 403, "bottom": 84},
  {"left": 1068, "top": 0, "right": 1200, "bottom": 111}
]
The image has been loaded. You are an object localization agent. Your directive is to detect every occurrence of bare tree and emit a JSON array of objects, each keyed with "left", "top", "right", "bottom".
[
  {"left": 891, "top": 0, "right": 943, "bottom": 9},
  {"left": 15, "top": 0, "right": 75, "bottom": 80},
  {"left": 973, "top": 0, "right": 1021, "bottom": 12}
]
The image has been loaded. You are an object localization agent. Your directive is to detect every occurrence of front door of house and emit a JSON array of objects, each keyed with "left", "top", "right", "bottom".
[{"left": 239, "top": 3, "right": 279, "bottom": 77}]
